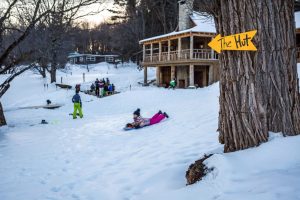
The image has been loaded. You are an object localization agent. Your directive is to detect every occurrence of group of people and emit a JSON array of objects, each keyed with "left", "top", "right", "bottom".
[
  {"left": 72, "top": 80, "right": 169, "bottom": 127},
  {"left": 71, "top": 91, "right": 169, "bottom": 127},
  {"left": 90, "top": 78, "right": 115, "bottom": 97}
]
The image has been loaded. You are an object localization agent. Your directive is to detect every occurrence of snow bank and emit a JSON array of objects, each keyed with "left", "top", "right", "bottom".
[
  {"left": 0, "top": 62, "right": 300, "bottom": 200},
  {"left": 141, "top": 133, "right": 300, "bottom": 200}
]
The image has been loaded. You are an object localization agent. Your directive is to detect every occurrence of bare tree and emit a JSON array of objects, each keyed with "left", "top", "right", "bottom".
[{"left": 0, "top": 0, "right": 107, "bottom": 126}]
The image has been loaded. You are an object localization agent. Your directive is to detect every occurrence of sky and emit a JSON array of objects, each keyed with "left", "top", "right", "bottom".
[{"left": 77, "top": 0, "right": 115, "bottom": 25}]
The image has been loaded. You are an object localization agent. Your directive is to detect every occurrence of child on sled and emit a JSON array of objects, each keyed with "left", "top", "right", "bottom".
[{"left": 126, "top": 108, "right": 169, "bottom": 129}]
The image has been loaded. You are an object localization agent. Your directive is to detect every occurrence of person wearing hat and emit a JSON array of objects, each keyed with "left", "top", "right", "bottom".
[
  {"left": 128, "top": 108, "right": 169, "bottom": 129},
  {"left": 72, "top": 90, "right": 83, "bottom": 119}
]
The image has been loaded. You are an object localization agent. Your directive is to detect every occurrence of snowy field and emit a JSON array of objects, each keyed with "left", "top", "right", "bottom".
[{"left": 0, "top": 62, "right": 300, "bottom": 200}]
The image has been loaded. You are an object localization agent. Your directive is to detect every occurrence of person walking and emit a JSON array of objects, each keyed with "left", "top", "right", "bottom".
[
  {"left": 169, "top": 78, "right": 176, "bottom": 89},
  {"left": 95, "top": 78, "right": 100, "bottom": 96}
]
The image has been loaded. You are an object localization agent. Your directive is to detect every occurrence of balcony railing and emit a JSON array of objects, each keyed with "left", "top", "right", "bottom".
[{"left": 143, "top": 49, "right": 218, "bottom": 63}]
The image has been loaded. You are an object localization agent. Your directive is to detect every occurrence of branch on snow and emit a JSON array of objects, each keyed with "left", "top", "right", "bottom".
[{"left": 0, "top": 64, "right": 35, "bottom": 98}]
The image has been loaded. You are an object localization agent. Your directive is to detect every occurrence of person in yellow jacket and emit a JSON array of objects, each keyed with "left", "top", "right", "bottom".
[{"left": 72, "top": 91, "right": 83, "bottom": 119}]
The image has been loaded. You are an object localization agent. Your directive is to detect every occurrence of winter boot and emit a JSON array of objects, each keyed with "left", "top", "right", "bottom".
[{"left": 163, "top": 112, "right": 169, "bottom": 118}]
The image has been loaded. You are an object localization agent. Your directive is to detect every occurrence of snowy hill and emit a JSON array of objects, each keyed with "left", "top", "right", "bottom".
[{"left": 0, "top": 62, "right": 300, "bottom": 200}]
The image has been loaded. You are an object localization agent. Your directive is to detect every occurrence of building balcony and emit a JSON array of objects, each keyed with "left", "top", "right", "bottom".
[{"left": 141, "top": 49, "right": 218, "bottom": 66}]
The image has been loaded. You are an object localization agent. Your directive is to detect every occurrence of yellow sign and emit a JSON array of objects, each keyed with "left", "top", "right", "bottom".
[{"left": 208, "top": 30, "right": 257, "bottom": 53}]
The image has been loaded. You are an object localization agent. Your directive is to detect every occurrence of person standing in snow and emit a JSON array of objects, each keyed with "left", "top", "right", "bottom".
[
  {"left": 106, "top": 78, "right": 110, "bottom": 85},
  {"left": 108, "top": 84, "right": 113, "bottom": 95},
  {"left": 169, "top": 78, "right": 176, "bottom": 89},
  {"left": 75, "top": 84, "right": 81, "bottom": 92},
  {"left": 128, "top": 108, "right": 168, "bottom": 129},
  {"left": 90, "top": 83, "right": 95, "bottom": 92},
  {"left": 72, "top": 91, "right": 83, "bottom": 119},
  {"left": 95, "top": 78, "right": 100, "bottom": 97},
  {"left": 99, "top": 80, "right": 104, "bottom": 97},
  {"left": 112, "top": 84, "right": 115, "bottom": 94},
  {"left": 104, "top": 84, "right": 109, "bottom": 96}
]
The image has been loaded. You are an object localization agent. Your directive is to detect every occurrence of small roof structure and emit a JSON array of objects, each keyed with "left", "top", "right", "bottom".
[
  {"left": 67, "top": 53, "right": 119, "bottom": 58},
  {"left": 139, "top": 11, "right": 216, "bottom": 44}
]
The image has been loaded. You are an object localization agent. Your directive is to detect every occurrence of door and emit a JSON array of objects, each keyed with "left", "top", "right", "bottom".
[
  {"left": 194, "top": 71, "right": 203, "bottom": 88},
  {"left": 179, "top": 79, "right": 185, "bottom": 88},
  {"left": 161, "top": 67, "right": 171, "bottom": 87}
]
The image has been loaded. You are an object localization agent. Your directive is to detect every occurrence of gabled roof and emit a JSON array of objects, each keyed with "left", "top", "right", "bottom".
[{"left": 139, "top": 11, "right": 216, "bottom": 44}]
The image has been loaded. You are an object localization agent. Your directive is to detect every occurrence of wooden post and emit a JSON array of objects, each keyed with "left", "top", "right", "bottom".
[
  {"left": 190, "top": 35, "right": 194, "bottom": 59},
  {"left": 168, "top": 40, "right": 171, "bottom": 61},
  {"left": 189, "top": 64, "right": 194, "bottom": 86},
  {"left": 208, "top": 65, "right": 213, "bottom": 85},
  {"left": 171, "top": 66, "right": 176, "bottom": 80},
  {"left": 211, "top": 37, "right": 214, "bottom": 59},
  {"left": 83, "top": 73, "right": 85, "bottom": 82},
  {"left": 178, "top": 37, "right": 182, "bottom": 59},
  {"left": 61, "top": 77, "right": 63, "bottom": 84},
  {"left": 144, "top": 66, "right": 148, "bottom": 85},
  {"left": 159, "top": 42, "right": 162, "bottom": 61},
  {"left": 150, "top": 43, "right": 153, "bottom": 62},
  {"left": 143, "top": 44, "right": 146, "bottom": 61},
  {"left": 156, "top": 67, "right": 160, "bottom": 86}
]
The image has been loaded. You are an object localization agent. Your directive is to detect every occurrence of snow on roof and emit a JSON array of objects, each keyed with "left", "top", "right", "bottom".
[
  {"left": 139, "top": 11, "right": 216, "bottom": 44},
  {"left": 296, "top": 11, "right": 300, "bottom": 28},
  {"left": 190, "top": 11, "right": 216, "bottom": 32},
  {"left": 68, "top": 53, "right": 119, "bottom": 58}
]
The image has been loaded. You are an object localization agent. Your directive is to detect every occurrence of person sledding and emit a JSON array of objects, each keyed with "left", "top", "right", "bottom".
[
  {"left": 125, "top": 108, "right": 169, "bottom": 130},
  {"left": 72, "top": 90, "right": 83, "bottom": 119}
]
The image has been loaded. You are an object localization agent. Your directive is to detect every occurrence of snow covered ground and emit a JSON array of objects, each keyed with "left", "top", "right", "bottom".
[{"left": 0, "top": 62, "right": 300, "bottom": 200}]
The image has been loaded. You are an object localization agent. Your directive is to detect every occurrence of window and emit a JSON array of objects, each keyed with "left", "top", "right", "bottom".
[
  {"left": 106, "top": 56, "right": 114, "bottom": 62},
  {"left": 86, "top": 56, "right": 96, "bottom": 62},
  {"left": 79, "top": 57, "right": 84, "bottom": 62}
]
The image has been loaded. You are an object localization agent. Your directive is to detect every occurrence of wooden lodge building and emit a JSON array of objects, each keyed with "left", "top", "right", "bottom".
[
  {"left": 140, "top": 1, "right": 300, "bottom": 88},
  {"left": 139, "top": 0, "right": 219, "bottom": 88},
  {"left": 68, "top": 52, "right": 120, "bottom": 65}
]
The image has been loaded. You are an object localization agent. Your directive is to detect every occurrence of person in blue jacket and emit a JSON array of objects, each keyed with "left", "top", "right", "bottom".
[{"left": 72, "top": 91, "right": 83, "bottom": 119}]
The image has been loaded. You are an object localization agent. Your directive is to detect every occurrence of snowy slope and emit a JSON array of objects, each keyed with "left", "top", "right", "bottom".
[{"left": 0, "top": 62, "right": 300, "bottom": 200}]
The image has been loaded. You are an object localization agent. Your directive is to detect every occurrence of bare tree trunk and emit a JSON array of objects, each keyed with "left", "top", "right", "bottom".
[
  {"left": 0, "top": 102, "right": 6, "bottom": 126},
  {"left": 50, "top": 62, "right": 56, "bottom": 83},
  {"left": 217, "top": 0, "right": 300, "bottom": 152},
  {"left": 41, "top": 66, "right": 46, "bottom": 78}
]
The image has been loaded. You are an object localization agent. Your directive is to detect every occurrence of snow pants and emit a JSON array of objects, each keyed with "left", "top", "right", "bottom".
[
  {"left": 73, "top": 103, "right": 83, "bottom": 119},
  {"left": 100, "top": 88, "right": 104, "bottom": 97},
  {"left": 150, "top": 113, "right": 165, "bottom": 125},
  {"left": 95, "top": 87, "right": 99, "bottom": 96}
]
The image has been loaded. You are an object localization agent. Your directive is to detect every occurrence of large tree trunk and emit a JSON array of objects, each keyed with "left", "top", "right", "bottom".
[
  {"left": 0, "top": 102, "right": 7, "bottom": 126},
  {"left": 50, "top": 53, "right": 57, "bottom": 83},
  {"left": 50, "top": 65, "right": 56, "bottom": 83},
  {"left": 217, "top": 0, "right": 300, "bottom": 152}
]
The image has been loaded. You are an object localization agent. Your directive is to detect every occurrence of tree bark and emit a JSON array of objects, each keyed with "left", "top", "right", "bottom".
[
  {"left": 217, "top": 0, "right": 300, "bottom": 152},
  {"left": 50, "top": 62, "right": 56, "bottom": 83},
  {"left": 0, "top": 102, "right": 6, "bottom": 126}
]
